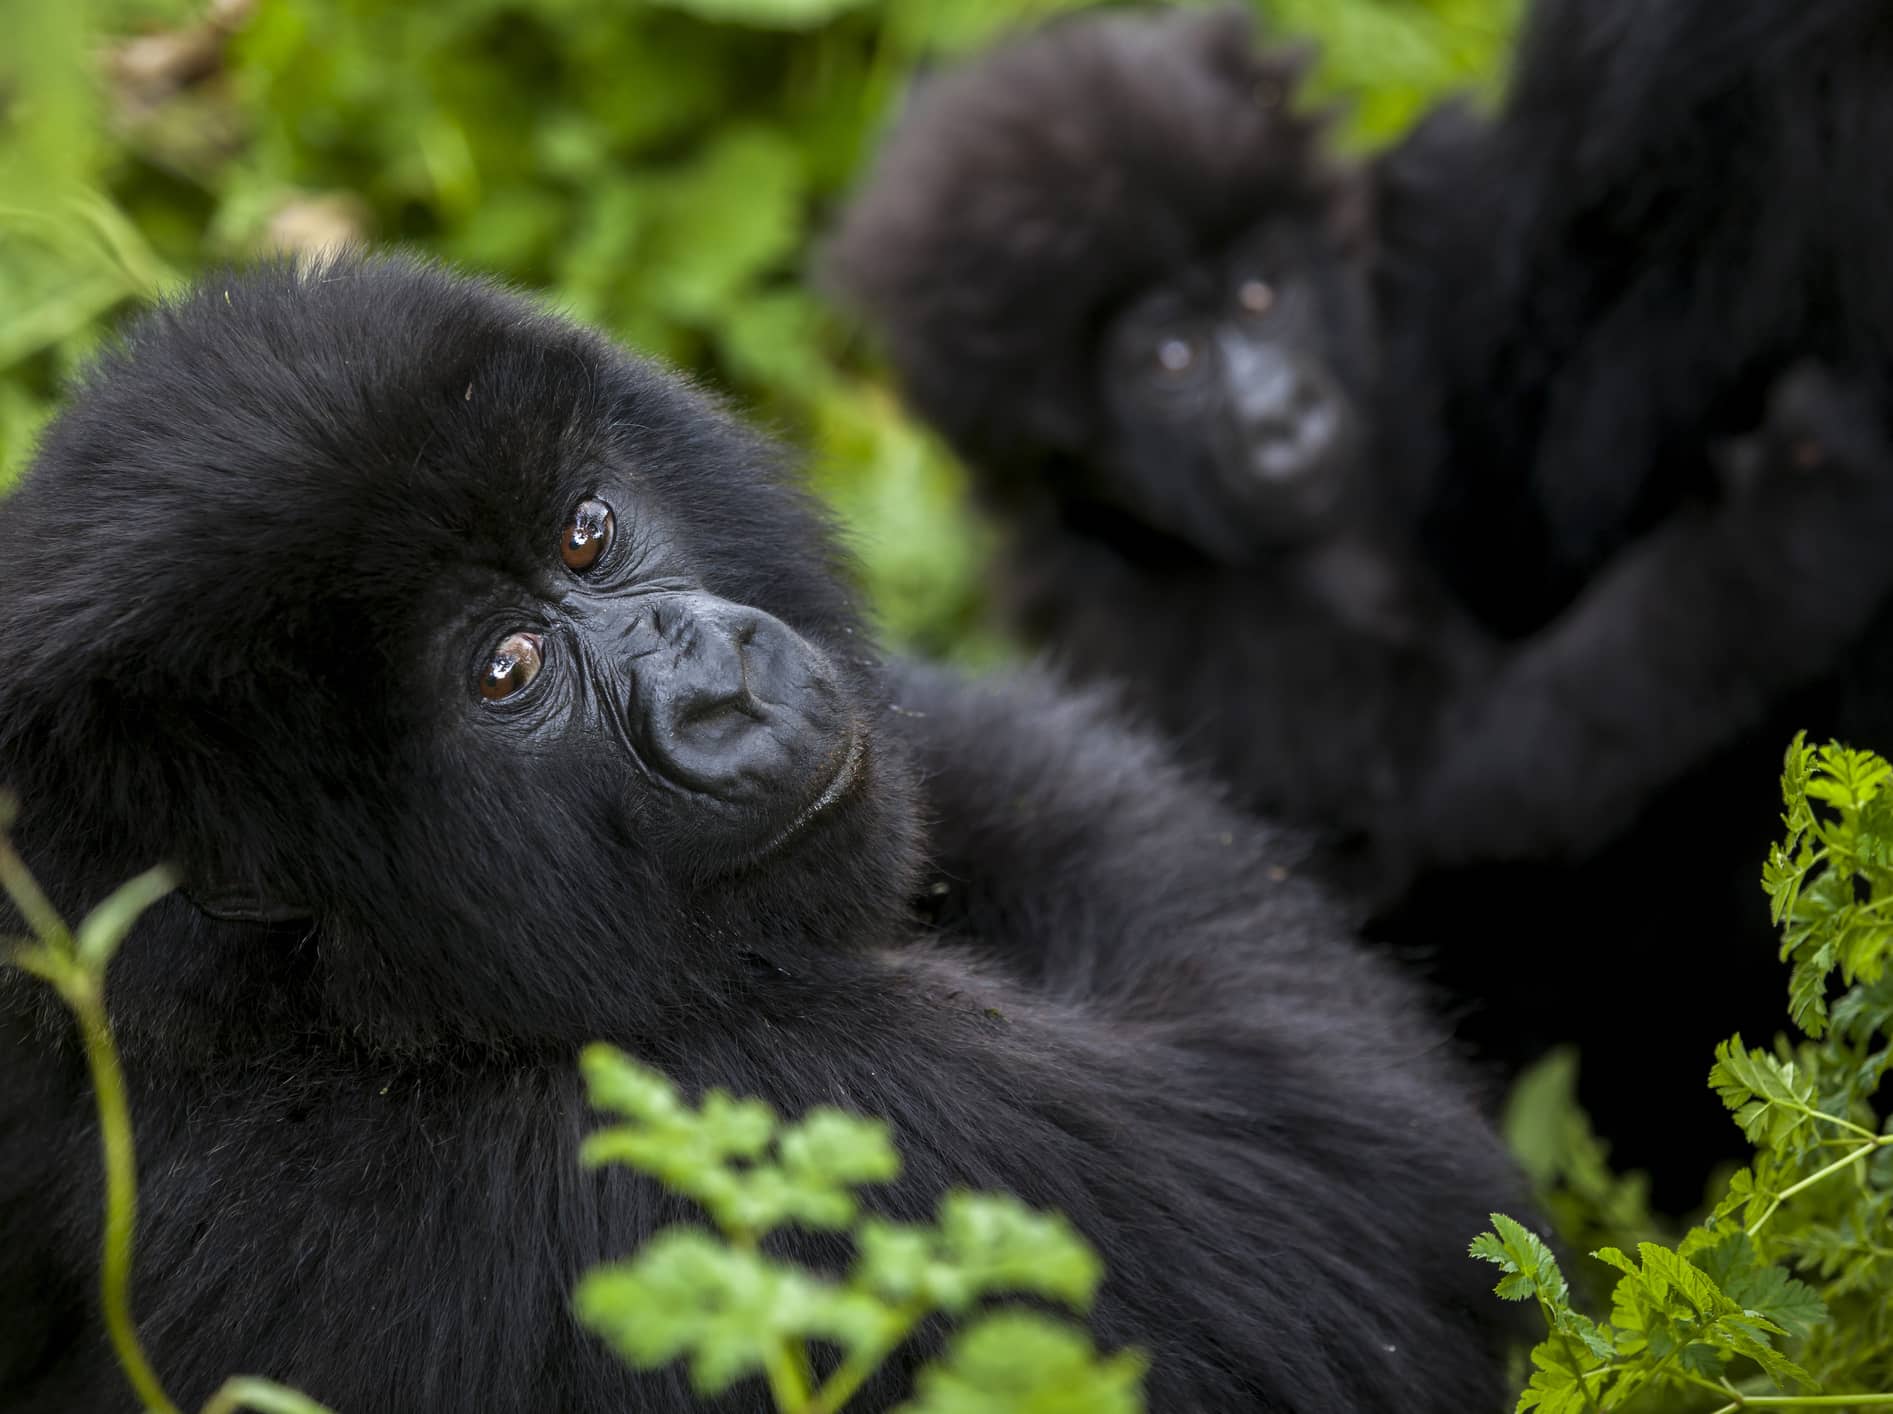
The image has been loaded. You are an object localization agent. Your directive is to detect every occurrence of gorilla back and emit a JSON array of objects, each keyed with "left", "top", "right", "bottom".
[{"left": 0, "top": 256, "right": 1522, "bottom": 1412}]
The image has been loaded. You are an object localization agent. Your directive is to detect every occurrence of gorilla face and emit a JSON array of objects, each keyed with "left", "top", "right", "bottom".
[
  {"left": 0, "top": 255, "right": 920, "bottom": 1041},
  {"left": 1097, "top": 215, "right": 1376, "bottom": 562},
  {"left": 459, "top": 486, "right": 867, "bottom": 871}
]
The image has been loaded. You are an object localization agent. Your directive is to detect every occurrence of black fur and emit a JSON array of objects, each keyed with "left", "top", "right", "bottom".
[
  {"left": 0, "top": 255, "right": 1524, "bottom": 1412},
  {"left": 1370, "top": 0, "right": 1893, "bottom": 1203},
  {"left": 822, "top": 2, "right": 1893, "bottom": 1202}
]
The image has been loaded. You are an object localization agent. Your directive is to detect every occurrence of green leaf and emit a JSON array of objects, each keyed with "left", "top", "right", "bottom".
[
  {"left": 857, "top": 1193, "right": 1102, "bottom": 1316},
  {"left": 894, "top": 1313, "right": 1145, "bottom": 1414},
  {"left": 1689, "top": 1232, "right": 1827, "bottom": 1339},
  {"left": 1515, "top": 1333, "right": 1607, "bottom": 1414},
  {"left": 1723, "top": 1263, "right": 1827, "bottom": 1342},
  {"left": 642, "top": 0, "right": 877, "bottom": 30},
  {"left": 1469, "top": 1212, "right": 1570, "bottom": 1308},
  {"left": 1808, "top": 744, "right": 1891, "bottom": 811},
  {"left": 1709, "top": 1038, "right": 1816, "bottom": 1148},
  {"left": 1777, "top": 731, "right": 1816, "bottom": 843},
  {"left": 574, "top": 1229, "right": 894, "bottom": 1395},
  {"left": 777, "top": 1107, "right": 902, "bottom": 1190},
  {"left": 74, "top": 864, "right": 177, "bottom": 970},
  {"left": 1787, "top": 939, "right": 1838, "bottom": 1038},
  {"left": 578, "top": 1045, "right": 898, "bottom": 1235}
]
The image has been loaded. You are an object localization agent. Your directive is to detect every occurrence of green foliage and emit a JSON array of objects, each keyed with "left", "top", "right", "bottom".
[
  {"left": 1474, "top": 737, "right": 1893, "bottom": 1413},
  {"left": 0, "top": 0, "right": 1519, "bottom": 657},
  {"left": 899, "top": 1314, "right": 1147, "bottom": 1414},
  {"left": 574, "top": 1044, "right": 1142, "bottom": 1413}
]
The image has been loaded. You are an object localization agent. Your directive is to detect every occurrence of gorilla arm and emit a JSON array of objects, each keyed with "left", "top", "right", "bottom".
[{"left": 1389, "top": 368, "right": 1893, "bottom": 873}]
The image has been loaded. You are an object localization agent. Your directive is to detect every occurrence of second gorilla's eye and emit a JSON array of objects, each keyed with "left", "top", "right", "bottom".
[
  {"left": 1237, "top": 279, "right": 1276, "bottom": 316},
  {"left": 480, "top": 632, "right": 544, "bottom": 701},
  {"left": 561, "top": 499, "right": 615, "bottom": 572},
  {"left": 1156, "top": 336, "right": 1198, "bottom": 374}
]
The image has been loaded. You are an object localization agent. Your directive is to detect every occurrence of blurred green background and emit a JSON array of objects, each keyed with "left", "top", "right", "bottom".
[{"left": 0, "top": 0, "right": 1518, "bottom": 661}]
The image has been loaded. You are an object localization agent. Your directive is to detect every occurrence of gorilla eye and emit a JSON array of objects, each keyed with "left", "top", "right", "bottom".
[
  {"left": 1237, "top": 279, "right": 1277, "bottom": 316},
  {"left": 1155, "top": 336, "right": 1198, "bottom": 374},
  {"left": 561, "top": 499, "right": 615, "bottom": 572},
  {"left": 480, "top": 632, "right": 544, "bottom": 701}
]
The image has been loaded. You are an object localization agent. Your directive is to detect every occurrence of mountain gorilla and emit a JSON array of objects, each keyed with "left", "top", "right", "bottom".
[
  {"left": 823, "top": 3, "right": 1893, "bottom": 1202},
  {"left": 0, "top": 256, "right": 1525, "bottom": 1412}
]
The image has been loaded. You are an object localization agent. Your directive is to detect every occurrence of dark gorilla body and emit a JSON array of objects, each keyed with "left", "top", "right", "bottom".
[
  {"left": 0, "top": 257, "right": 1524, "bottom": 1412},
  {"left": 824, "top": 4, "right": 1893, "bottom": 1202}
]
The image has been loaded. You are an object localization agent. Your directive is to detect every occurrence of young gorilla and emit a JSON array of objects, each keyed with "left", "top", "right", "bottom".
[
  {"left": 0, "top": 256, "right": 1525, "bottom": 1413},
  {"left": 822, "top": 5, "right": 1893, "bottom": 1199}
]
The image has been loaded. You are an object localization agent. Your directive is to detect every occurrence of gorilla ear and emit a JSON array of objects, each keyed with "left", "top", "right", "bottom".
[{"left": 182, "top": 879, "right": 314, "bottom": 925}]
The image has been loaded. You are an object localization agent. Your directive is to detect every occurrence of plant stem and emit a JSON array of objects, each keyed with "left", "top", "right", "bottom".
[
  {"left": 0, "top": 834, "right": 71, "bottom": 948},
  {"left": 200, "top": 1377, "right": 338, "bottom": 1414},
  {"left": 71, "top": 975, "right": 178, "bottom": 1414},
  {"left": 762, "top": 1340, "right": 815, "bottom": 1412},
  {"left": 1538, "top": 1291, "right": 1604, "bottom": 1414},
  {"left": 807, "top": 1304, "right": 926, "bottom": 1414},
  {"left": 1705, "top": 1395, "right": 1893, "bottom": 1411},
  {"left": 1746, "top": 1137, "right": 1893, "bottom": 1237}
]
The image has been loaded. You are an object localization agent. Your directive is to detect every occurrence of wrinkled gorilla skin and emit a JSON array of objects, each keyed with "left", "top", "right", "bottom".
[
  {"left": 0, "top": 257, "right": 1525, "bottom": 1413},
  {"left": 823, "top": 2, "right": 1893, "bottom": 1203}
]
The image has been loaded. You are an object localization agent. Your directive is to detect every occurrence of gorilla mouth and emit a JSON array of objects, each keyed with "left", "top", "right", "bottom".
[{"left": 754, "top": 721, "right": 867, "bottom": 860}]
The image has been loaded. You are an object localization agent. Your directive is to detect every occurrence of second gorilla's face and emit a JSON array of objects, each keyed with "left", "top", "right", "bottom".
[{"left": 1099, "top": 216, "right": 1376, "bottom": 562}]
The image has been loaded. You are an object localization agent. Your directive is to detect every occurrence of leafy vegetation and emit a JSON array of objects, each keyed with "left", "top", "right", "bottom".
[
  {"left": 575, "top": 1046, "right": 1144, "bottom": 1412},
  {"left": 0, "top": 0, "right": 1520, "bottom": 659},
  {"left": 1474, "top": 736, "right": 1893, "bottom": 1413}
]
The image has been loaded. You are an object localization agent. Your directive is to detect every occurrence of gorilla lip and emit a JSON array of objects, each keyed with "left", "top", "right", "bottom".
[{"left": 756, "top": 721, "right": 867, "bottom": 859}]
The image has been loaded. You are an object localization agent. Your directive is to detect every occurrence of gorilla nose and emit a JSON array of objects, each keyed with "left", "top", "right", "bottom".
[
  {"left": 633, "top": 593, "right": 846, "bottom": 803},
  {"left": 1237, "top": 367, "right": 1333, "bottom": 476},
  {"left": 1220, "top": 342, "right": 1338, "bottom": 485},
  {"left": 667, "top": 619, "right": 765, "bottom": 744}
]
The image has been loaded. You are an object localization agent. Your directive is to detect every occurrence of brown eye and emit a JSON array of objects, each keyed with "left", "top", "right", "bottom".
[
  {"left": 1237, "top": 279, "right": 1276, "bottom": 316},
  {"left": 561, "top": 499, "right": 614, "bottom": 572},
  {"left": 480, "top": 632, "right": 544, "bottom": 701}
]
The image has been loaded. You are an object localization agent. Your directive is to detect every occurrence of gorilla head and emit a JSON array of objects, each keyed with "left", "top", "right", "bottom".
[
  {"left": 0, "top": 255, "right": 921, "bottom": 1046},
  {"left": 825, "top": 4, "right": 1374, "bottom": 562}
]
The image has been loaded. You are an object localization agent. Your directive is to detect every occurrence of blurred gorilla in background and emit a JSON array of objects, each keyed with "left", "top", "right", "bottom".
[
  {"left": 824, "top": 2, "right": 1893, "bottom": 1204},
  {"left": 0, "top": 255, "right": 1526, "bottom": 1413}
]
